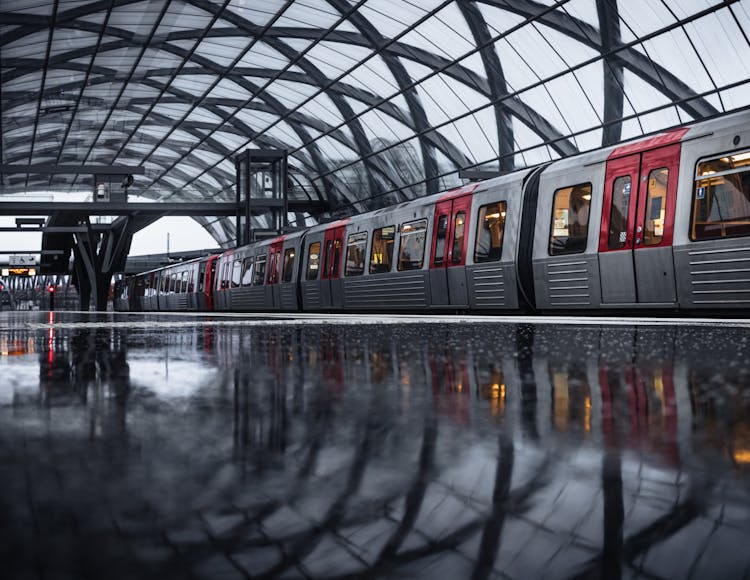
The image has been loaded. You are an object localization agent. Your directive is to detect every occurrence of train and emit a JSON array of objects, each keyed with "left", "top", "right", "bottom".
[{"left": 114, "top": 109, "right": 750, "bottom": 314}]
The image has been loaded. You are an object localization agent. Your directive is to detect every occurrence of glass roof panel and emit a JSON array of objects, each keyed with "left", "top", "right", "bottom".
[
  {"left": 185, "top": 107, "right": 225, "bottom": 125},
  {"left": 400, "top": 2, "right": 476, "bottom": 62},
  {"left": 720, "top": 82, "right": 750, "bottom": 111},
  {"left": 264, "top": 121, "right": 306, "bottom": 149},
  {"left": 48, "top": 29, "right": 100, "bottom": 57},
  {"left": 103, "top": 0, "right": 167, "bottom": 36},
  {"left": 275, "top": 0, "right": 342, "bottom": 29},
  {"left": 3, "top": 30, "right": 50, "bottom": 59},
  {"left": 194, "top": 35, "right": 251, "bottom": 68},
  {"left": 560, "top": 0, "right": 601, "bottom": 33},
  {"left": 686, "top": 9, "right": 750, "bottom": 89},
  {"left": 355, "top": 106, "right": 414, "bottom": 144},
  {"left": 532, "top": 22, "right": 600, "bottom": 68},
  {"left": 297, "top": 92, "right": 346, "bottom": 127},
  {"left": 205, "top": 76, "right": 252, "bottom": 100},
  {"left": 263, "top": 78, "right": 320, "bottom": 109},
  {"left": 501, "top": 24, "right": 570, "bottom": 81},
  {"left": 448, "top": 113, "right": 495, "bottom": 163},
  {"left": 475, "top": 2, "right": 532, "bottom": 36},
  {"left": 304, "top": 41, "right": 374, "bottom": 78},
  {"left": 541, "top": 71, "right": 602, "bottom": 136},
  {"left": 169, "top": 74, "right": 216, "bottom": 95},
  {"left": 157, "top": 1, "right": 215, "bottom": 34},
  {"left": 640, "top": 30, "right": 716, "bottom": 97},
  {"left": 622, "top": 68, "right": 677, "bottom": 116},
  {"left": 357, "top": 0, "right": 432, "bottom": 40},
  {"left": 2, "top": 0, "right": 53, "bottom": 15},
  {"left": 337, "top": 54, "right": 400, "bottom": 95},
  {"left": 236, "top": 42, "right": 291, "bottom": 68},
  {"left": 618, "top": 1, "right": 678, "bottom": 41},
  {"left": 224, "top": 0, "right": 288, "bottom": 27},
  {"left": 637, "top": 107, "right": 682, "bottom": 135}
]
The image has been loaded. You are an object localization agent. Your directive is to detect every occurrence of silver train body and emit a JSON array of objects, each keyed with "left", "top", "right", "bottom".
[{"left": 118, "top": 110, "right": 750, "bottom": 313}]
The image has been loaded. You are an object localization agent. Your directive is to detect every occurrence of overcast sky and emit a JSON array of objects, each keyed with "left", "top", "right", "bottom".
[{"left": 0, "top": 216, "right": 219, "bottom": 264}]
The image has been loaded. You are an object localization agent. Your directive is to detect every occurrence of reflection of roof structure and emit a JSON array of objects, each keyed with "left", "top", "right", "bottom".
[{"left": 2, "top": 0, "right": 750, "bottom": 244}]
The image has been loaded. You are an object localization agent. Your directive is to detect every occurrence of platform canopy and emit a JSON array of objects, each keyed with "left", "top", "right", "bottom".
[{"left": 2, "top": 0, "right": 750, "bottom": 245}]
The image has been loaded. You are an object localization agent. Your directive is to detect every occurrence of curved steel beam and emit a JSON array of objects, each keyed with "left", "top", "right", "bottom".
[
  {"left": 327, "top": 0, "right": 440, "bottom": 196},
  {"left": 480, "top": 0, "right": 719, "bottom": 119},
  {"left": 458, "top": 0, "right": 515, "bottom": 170},
  {"left": 596, "top": 0, "right": 625, "bottom": 145}
]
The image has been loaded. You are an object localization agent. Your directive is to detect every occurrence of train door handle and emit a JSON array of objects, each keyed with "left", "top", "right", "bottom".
[{"left": 636, "top": 225, "right": 642, "bottom": 233}]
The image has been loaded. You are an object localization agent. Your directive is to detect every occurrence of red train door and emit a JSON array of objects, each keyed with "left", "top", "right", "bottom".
[
  {"left": 266, "top": 238, "right": 284, "bottom": 309},
  {"left": 599, "top": 136, "right": 683, "bottom": 304},
  {"left": 321, "top": 225, "right": 345, "bottom": 308},
  {"left": 430, "top": 194, "right": 472, "bottom": 307}
]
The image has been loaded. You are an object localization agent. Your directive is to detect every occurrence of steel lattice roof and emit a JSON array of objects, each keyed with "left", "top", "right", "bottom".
[{"left": 2, "top": 0, "right": 750, "bottom": 245}]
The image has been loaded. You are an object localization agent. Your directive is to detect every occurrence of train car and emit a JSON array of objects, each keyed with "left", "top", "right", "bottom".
[
  {"left": 116, "top": 109, "right": 750, "bottom": 314},
  {"left": 531, "top": 109, "right": 750, "bottom": 311},
  {"left": 213, "top": 233, "right": 304, "bottom": 312},
  {"left": 118, "top": 254, "right": 217, "bottom": 312},
  {"left": 296, "top": 170, "right": 533, "bottom": 312}
]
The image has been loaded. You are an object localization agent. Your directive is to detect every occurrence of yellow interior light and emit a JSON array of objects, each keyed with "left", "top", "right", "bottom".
[
  {"left": 731, "top": 151, "right": 750, "bottom": 163},
  {"left": 582, "top": 194, "right": 592, "bottom": 201}
]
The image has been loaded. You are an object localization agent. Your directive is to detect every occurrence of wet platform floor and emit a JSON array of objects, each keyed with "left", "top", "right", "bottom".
[{"left": 1, "top": 311, "right": 749, "bottom": 579}]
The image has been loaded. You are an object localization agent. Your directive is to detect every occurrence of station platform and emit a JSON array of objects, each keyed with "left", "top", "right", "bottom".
[{"left": 1, "top": 311, "right": 749, "bottom": 579}]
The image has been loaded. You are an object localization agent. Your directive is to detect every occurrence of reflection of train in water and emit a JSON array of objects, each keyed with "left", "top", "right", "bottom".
[{"left": 115, "top": 110, "right": 750, "bottom": 313}]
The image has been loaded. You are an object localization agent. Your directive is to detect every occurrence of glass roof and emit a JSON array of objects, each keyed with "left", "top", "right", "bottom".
[{"left": 2, "top": 0, "right": 750, "bottom": 246}]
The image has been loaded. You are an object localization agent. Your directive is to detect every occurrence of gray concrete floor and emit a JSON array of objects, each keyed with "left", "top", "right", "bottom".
[{"left": 1, "top": 311, "right": 749, "bottom": 579}]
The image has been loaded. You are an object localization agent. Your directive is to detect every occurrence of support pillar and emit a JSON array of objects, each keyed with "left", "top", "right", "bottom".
[{"left": 72, "top": 220, "right": 133, "bottom": 311}]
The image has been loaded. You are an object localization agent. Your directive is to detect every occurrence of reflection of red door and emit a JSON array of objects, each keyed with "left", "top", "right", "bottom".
[{"left": 429, "top": 193, "right": 473, "bottom": 306}]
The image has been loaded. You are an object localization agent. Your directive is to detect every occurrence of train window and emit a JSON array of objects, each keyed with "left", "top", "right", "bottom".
[
  {"left": 608, "top": 176, "right": 632, "bottom": 250},
  {"left": 253, "top": 256, "right": 266, "bottom": 286},
  {"left": 644, "top": 168, "right": 668, "bottom": 246},
  {"left": 345, "top": 232, "right": 367, "bottom": 276},
  {"left": 397, "top": 219, "right": 427, "bottom": 271},
  {"left": 549, "top": 183, "right": 592, "bottom": 255},
  {"left": 282, "top": 248, "right": 296, "bottom": 282},
  {"left": 323, "top": 240, "right": 333, "bottom": 277},
  {"left": 691, "top": 150, "right": 750, "bottom": 240},
  {"left": 231, "top": 259, "right": 242, "bottom": 288},
  {"left": 370, "top": 225, "right": 395, "bottom": 274},
  {"left": 451, "top": 212, "right": 466, "bottom": 264},
  {"left": 170, "top": 273, "right": 177, "bottom": 293},
  {"left": 433, "top": 215, "right": 449, "bottom": 266},
  {"left": 198, "top": 264, "right": 205, "bottom": 292},
  {"left": 474, "top": 202, "right": 506, "bottom": 262},
  {"left": 241, "top": 257, "right": 254, "bottom": 286},
  {"left": 306, "top": 242, "right": 321, "bottom": 280},
  {"left": 267, "top": 252, "right": 279, "bottom": 284},
  {"left": 187, "top": 271, "right": 194, "bottom": 293},
  {"left": 332, "top": 239, "right": 342, "bottom": 277}
]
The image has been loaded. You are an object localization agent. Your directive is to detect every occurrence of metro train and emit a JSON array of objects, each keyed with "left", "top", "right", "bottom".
[{"left": 115, "top": 109, "right": 750, "bottom": 314}]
